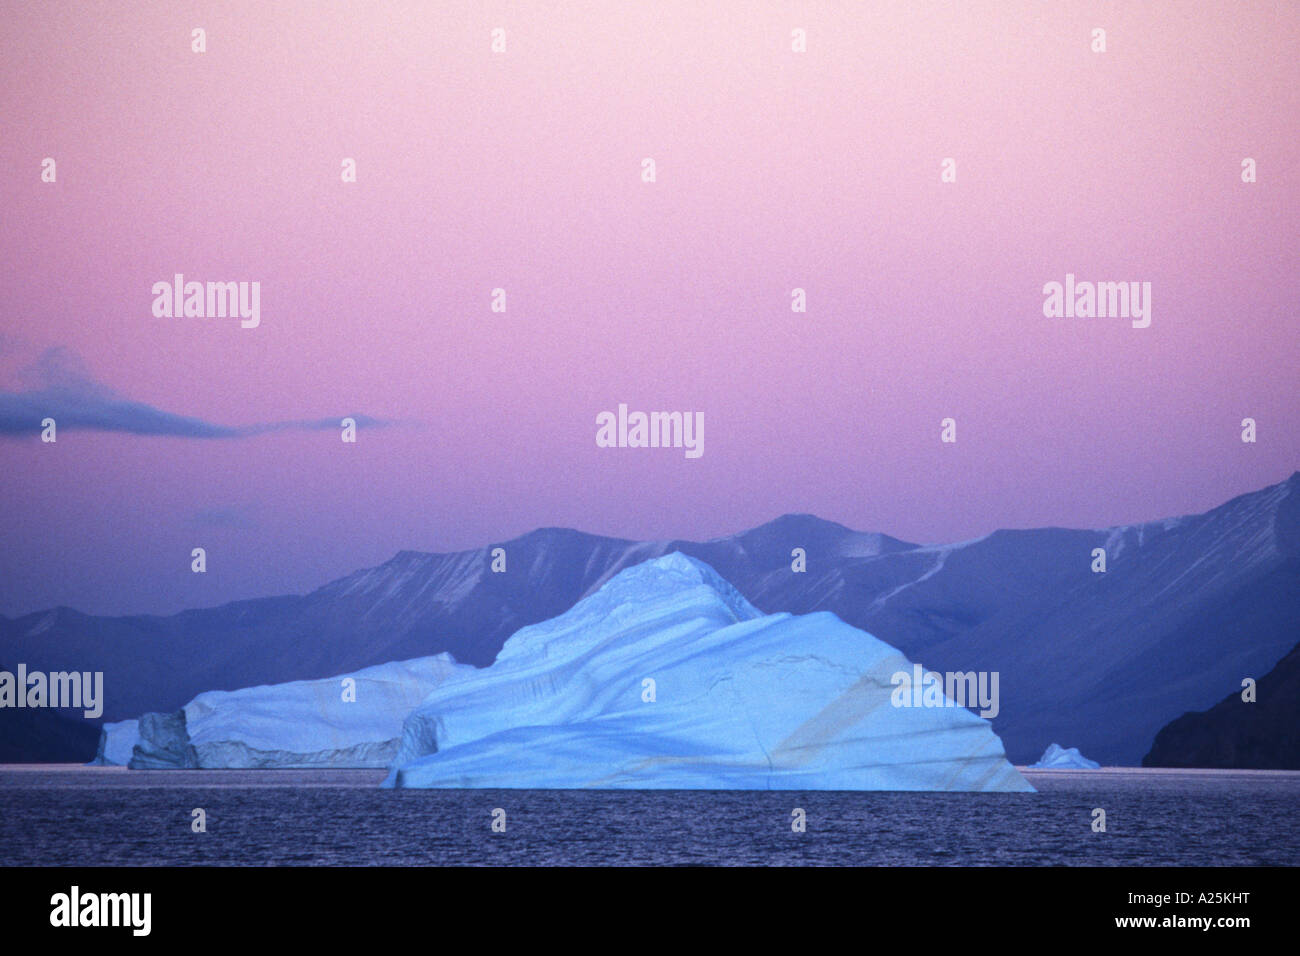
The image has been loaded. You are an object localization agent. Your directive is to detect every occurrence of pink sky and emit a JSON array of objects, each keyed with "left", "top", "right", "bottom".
[{"left": 1, "top": 1, "right": 1297, "bottom": 615}]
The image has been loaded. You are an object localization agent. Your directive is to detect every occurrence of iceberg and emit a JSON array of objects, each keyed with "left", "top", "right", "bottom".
[
  {"left": 385, "top": 553, "right": 1032, "bottom": 791},
  {"left": 94, "top": 655, "right": 470, "bottom": 768},
  {"left": 90, "top": 719, "right": 140, "bottom": 766},
  {"left": 1029, "top": 743, "right": 1100, "bottom": 769}
]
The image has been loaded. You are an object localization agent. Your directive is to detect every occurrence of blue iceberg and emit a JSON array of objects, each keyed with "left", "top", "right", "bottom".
[
  {"left": 385, "top": 553, "right": 1032, "bottom": 791},
  {"left": 94, "top": 655, "right": 471, "bottom": 768},
  {"left": 1029, "top": 743, "right": 1101, "bottom": 769}
]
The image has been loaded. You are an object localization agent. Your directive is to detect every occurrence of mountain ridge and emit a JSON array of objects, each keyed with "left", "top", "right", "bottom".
[
  {"left": 2, "top": 471, "right": 1297, "bottom": 765},
  {"left": 6, "top": 471, "right": 1296, "bottom": 625}
]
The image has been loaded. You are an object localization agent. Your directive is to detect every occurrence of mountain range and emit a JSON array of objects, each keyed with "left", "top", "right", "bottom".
[{"left": 3, "top": 471, "right": 1297, "bottom": 765}]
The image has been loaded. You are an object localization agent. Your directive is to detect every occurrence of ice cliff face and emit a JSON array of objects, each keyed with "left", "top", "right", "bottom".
[
  {"left": 1028, "top": 743, "right": 1100, "bottom": 769},
  {"left": 93, "top": 655, "right": 470, "bottom": 768},
  {"left": 385, "top": 553, "right": 1032, "bottom": 792}
]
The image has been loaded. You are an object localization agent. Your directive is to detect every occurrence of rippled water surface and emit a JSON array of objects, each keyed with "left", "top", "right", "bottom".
[{"left": 1, "top": 766, "right": 1295, "bottom": 866}]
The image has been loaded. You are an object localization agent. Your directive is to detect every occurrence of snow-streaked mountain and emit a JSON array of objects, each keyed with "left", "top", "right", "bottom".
[
  {"left": 3, "top": 472, "right": 1297, "bottom": 766},
  {"left": 384, "top": 553, "right": 1031, "bottom": 791},
  {"left": 95, "top": 654, "right": 471, "bottom": 769}
]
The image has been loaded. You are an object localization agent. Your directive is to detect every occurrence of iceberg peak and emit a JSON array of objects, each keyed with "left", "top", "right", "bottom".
[
  {"left": 1029, "top": 743, "right": 1100, "bottom": 769},
  {"left": 493, "top": 551, "right": 761, "bottom": 664},
  {"left": 621, "top": 551, "right": 759, "bottom": 611}
]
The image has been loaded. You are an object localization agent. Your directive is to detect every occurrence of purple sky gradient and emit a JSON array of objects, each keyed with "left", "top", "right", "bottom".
[{"left": 2, "top": 2, "right": 1297, "bottom": 615}]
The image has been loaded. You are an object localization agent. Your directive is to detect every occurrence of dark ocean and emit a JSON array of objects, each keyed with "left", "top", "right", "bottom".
[{"left": 1, "top": 767, "right": 1295, "bottom": 866}]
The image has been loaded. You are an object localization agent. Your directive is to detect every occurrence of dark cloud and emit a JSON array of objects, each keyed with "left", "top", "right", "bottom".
[{"left": 0, "top": 347, "right": 390, "bottom": 438}]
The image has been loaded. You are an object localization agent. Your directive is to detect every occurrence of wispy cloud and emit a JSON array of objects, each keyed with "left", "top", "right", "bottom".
[{"left": 0, "top": 347, "right": 390, "bottom": 438}]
